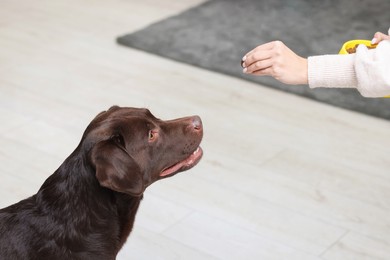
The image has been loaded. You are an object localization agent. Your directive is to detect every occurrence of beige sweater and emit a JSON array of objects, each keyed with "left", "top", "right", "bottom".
[{"left": 308, "top": 30, "right": 390, "bottom": 98}]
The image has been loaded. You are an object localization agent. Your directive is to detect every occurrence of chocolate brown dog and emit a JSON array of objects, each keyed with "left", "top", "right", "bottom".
[{"left": 0, "top": 106, "right": 203, "bottom": 260}]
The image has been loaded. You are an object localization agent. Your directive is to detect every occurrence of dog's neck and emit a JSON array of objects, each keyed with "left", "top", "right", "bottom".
[
  {"left": 35, "top": 152, "right": 142, "bottom": 255},
  {"left": 113, "top": 192, "right": 143, "bottom": 246}
]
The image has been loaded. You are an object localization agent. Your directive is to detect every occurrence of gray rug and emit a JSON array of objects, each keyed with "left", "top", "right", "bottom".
[{"left": 117, "top": 0, "right": 390, "bottom": 120}]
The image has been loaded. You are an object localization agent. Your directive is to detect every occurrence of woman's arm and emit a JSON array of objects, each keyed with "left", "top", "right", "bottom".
[{"left": 242, "top": 29, "right": 390, "bottom": 97}]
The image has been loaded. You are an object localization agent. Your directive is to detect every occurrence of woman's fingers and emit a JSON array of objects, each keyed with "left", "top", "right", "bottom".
[
  {"left": 243, "top": 58, "right": 273, "bottom": 74},
  {"left": 241, "top": 41, "right": 276, "bottom": 67},
  {"left": 242, "top": 41, "right": 286, "bottom": 74},
  {"left": 250, "top": 67, "right": 275, "bottom": 76},
  {"left": 371, "top": 31, "right": 390, "bottom": 44}
]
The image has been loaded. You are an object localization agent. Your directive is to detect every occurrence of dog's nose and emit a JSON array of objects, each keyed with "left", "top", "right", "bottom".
[{"left": 192, "top": 116, "right": 202, "bottom": 131}]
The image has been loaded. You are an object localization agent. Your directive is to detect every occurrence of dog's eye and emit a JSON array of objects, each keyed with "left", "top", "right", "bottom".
[
  {"left": 112, "top": 134, "right": 125, "bottom": 147},
  {"left": 148, "top": 130, "right": 158, "bottom": 141}
]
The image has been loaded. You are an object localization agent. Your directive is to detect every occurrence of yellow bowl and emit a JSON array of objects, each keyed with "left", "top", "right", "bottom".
[{"left": 339, "top": 39, "right": 375, "bottom": 54}]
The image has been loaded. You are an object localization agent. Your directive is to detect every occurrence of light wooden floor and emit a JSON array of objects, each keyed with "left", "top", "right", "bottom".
[{"left": 1, "top": 1, "right": 390, "bottom": 259}]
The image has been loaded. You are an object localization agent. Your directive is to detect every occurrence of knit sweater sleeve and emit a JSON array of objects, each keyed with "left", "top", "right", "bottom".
[{"left": 308, "top": 40, "right": 390, "bottom": 98}]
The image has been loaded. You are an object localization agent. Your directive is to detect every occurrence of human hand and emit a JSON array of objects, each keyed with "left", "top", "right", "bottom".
[
  {"left": 241, "top": 41, "right": 308, "bottom": 85},
  {"left": 371, "top": 31, "right": 390, "bottom": 44}
]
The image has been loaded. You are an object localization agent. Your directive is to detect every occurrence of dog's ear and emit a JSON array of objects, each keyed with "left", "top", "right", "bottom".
[{"left": 90, "top": 140, "right": 144, "bottom": 196}]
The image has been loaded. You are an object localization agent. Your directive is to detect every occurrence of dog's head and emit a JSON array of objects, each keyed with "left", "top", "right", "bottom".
[{"left": 83, "top": 106, "right": 203, "bottom": 197}]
